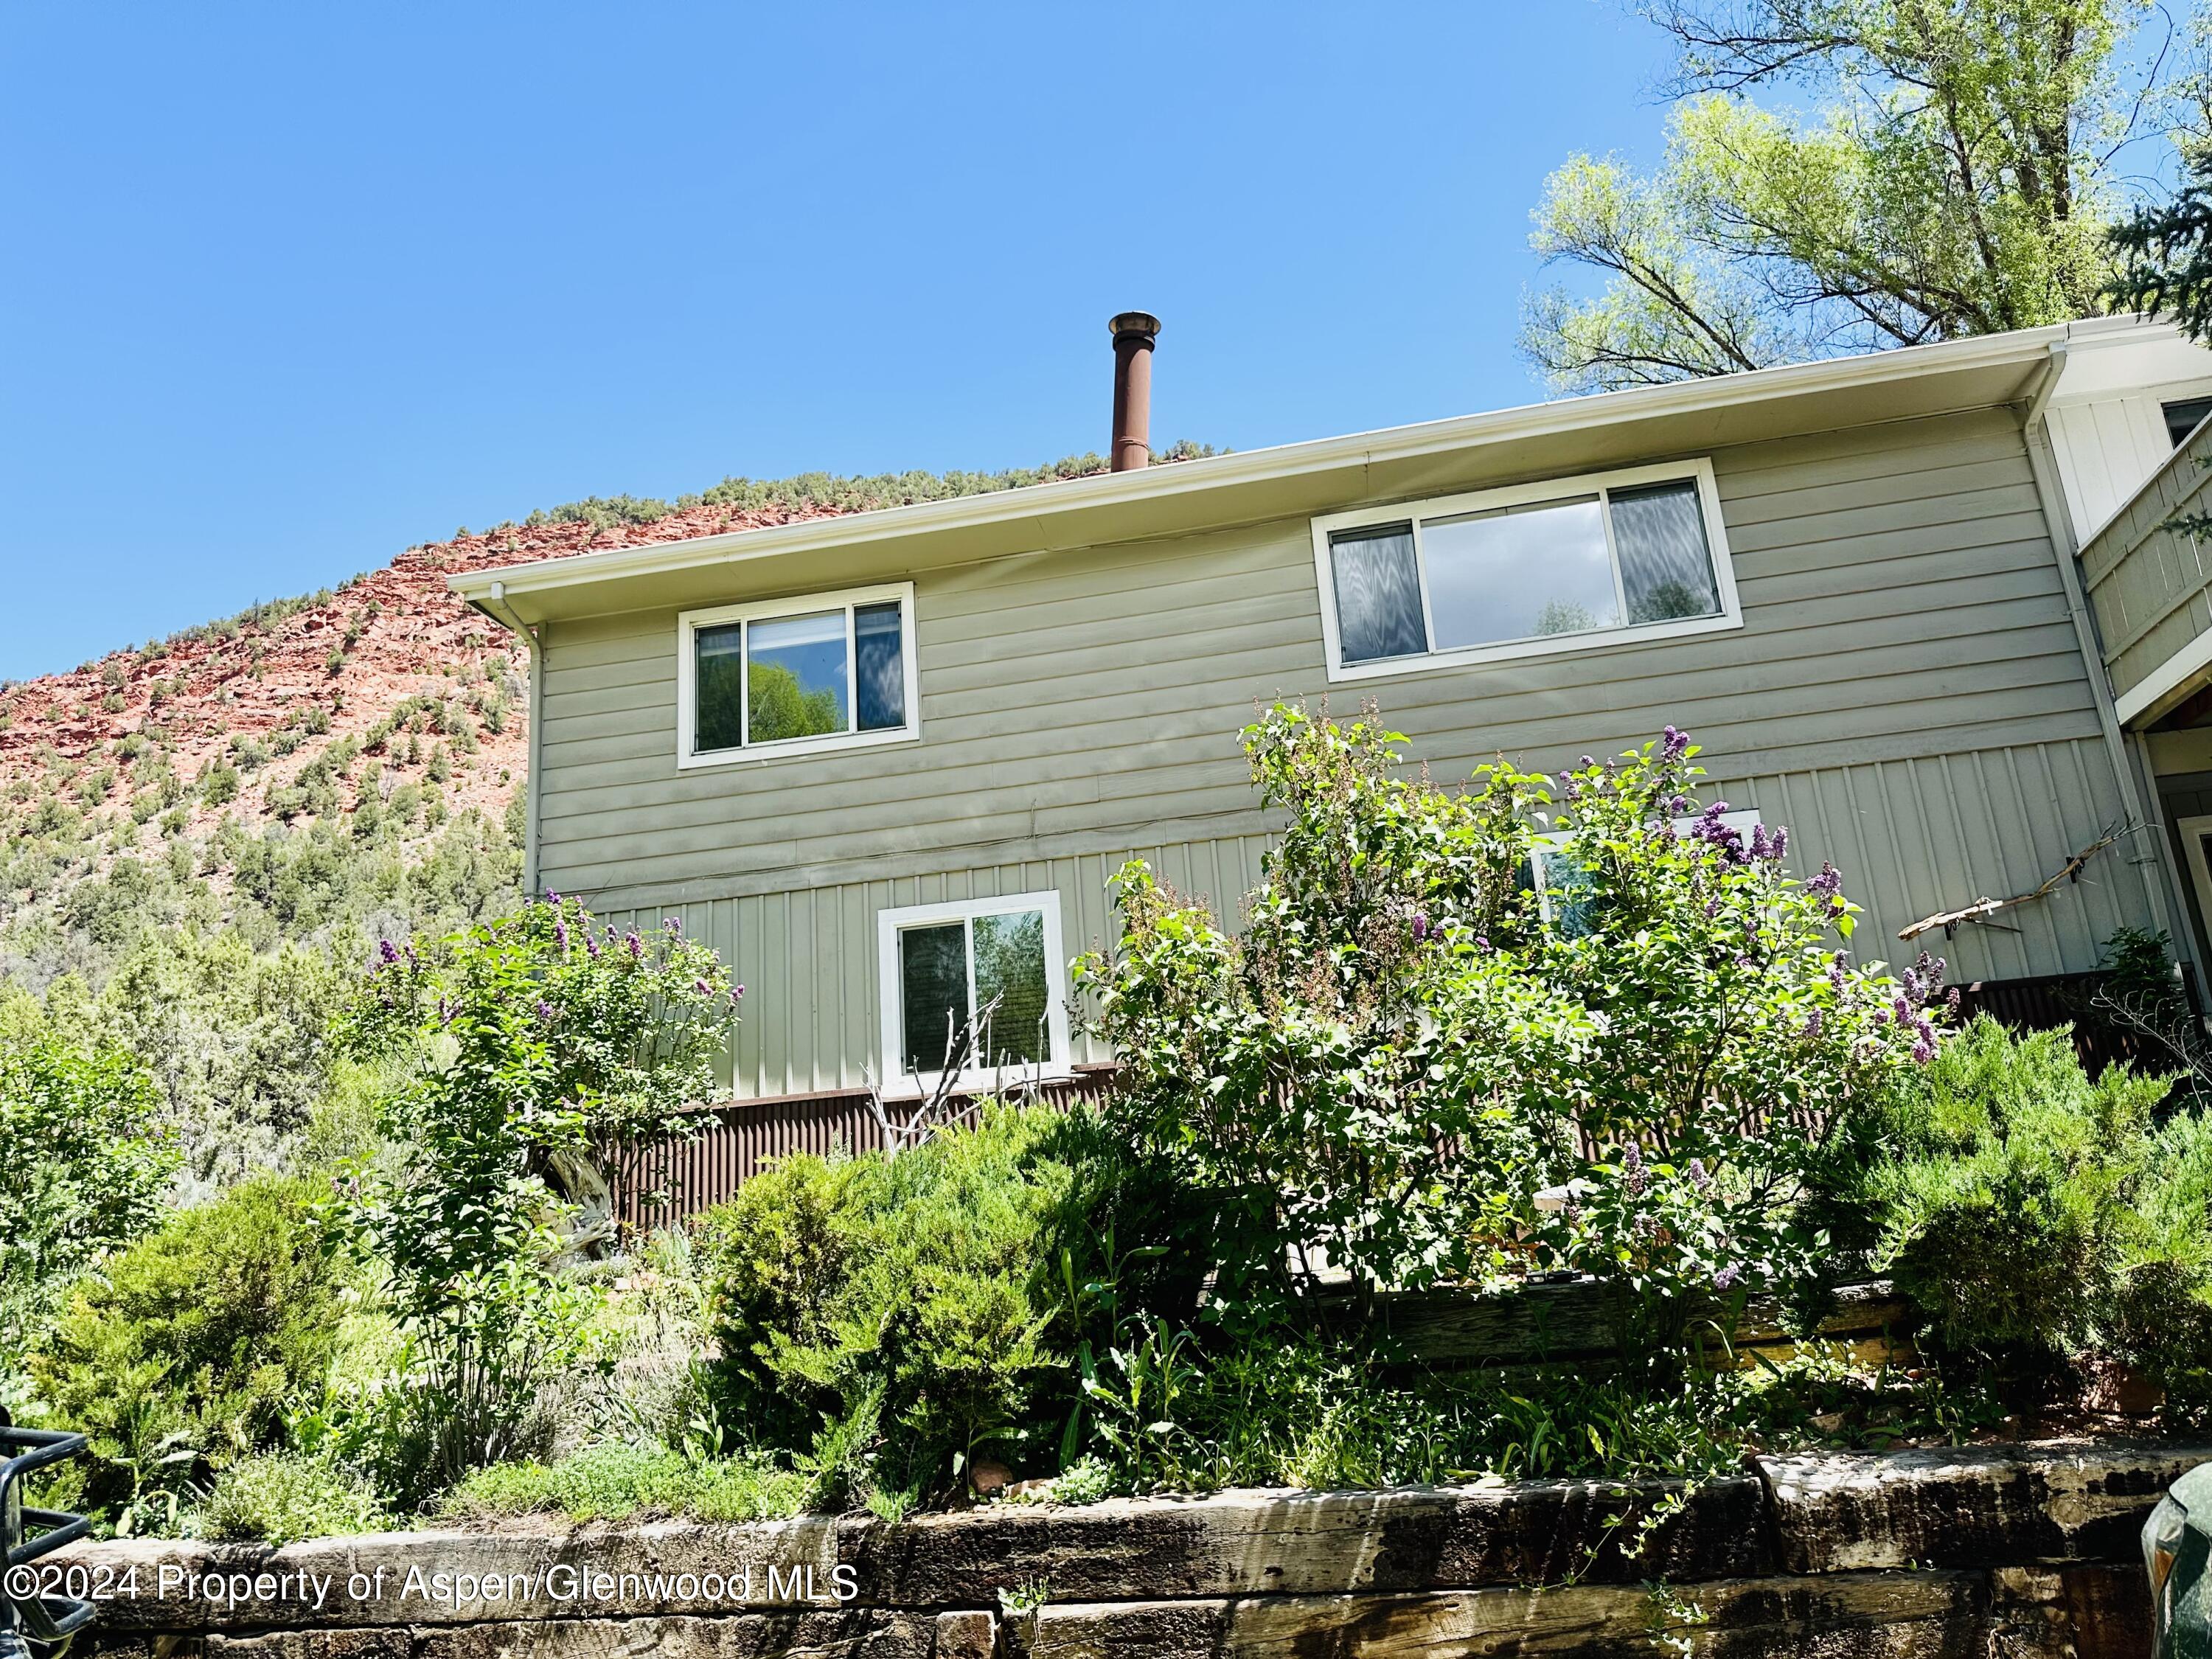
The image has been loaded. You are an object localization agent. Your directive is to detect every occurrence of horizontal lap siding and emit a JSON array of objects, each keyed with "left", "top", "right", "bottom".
[{"left": 540, "top": 408, "right": 2155, "bottom": 1096}]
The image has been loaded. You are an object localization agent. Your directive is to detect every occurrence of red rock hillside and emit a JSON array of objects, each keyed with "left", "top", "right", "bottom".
[{"left": 0, "top": 501, "right": 865, "bottom": 855}]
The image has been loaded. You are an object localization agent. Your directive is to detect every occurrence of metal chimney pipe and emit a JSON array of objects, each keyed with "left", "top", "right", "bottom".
[{"left": 1109, "top": 311, "right": 1160, "bottom": 471}]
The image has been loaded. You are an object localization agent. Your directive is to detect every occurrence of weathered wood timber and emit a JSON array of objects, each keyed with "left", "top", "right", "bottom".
[
  {"left": 59, "top": 1441, "right": 2208, "bottom": 1659},
  {"left": 1336, "top": 1276, "right": 1914, "bottom": 1369},
  {"left": 1764, "top": 1440, "right": 2197, "bottom": 1572}
]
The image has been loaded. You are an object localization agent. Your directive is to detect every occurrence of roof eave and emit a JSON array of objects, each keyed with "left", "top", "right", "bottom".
[{"left": 453, "top": 326, "right": 2066, "bottom": 625}]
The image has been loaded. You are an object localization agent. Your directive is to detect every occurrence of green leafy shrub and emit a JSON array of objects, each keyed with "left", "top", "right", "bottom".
[
  {"left": 700, "top": 1106, "right": 1078, "bottom": 1499},
  {"left": 1081, "top": 709, "right": 1935, "bottom": 1344},
  {"left": 29, "top": 1176, "right": 347, "bottom": 1526},
  {"left": 1854, "top": 1018, "right": 2164, "bottom": 1371},
  {"left": 335, "top": 898, "right": 737, "bottom": 1503},
  {"left": 1825, "top": 1014, "right": 2212, "bottom": 1409},
  {"left": 198, "top": 1452, "right": 386, "bottom": 1543},
  {"left": 2107, "top": 1107, "right": 2212, "bottom": 1413},
  {"left": 442, "top": 1443, "right": 807, "bottom": 1523},
  {"left": 0, "top": 1029, "right": 175, "bottom": 1380}
]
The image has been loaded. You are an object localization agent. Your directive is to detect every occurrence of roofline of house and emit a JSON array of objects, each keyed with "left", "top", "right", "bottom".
[{"left": 453, "top": 323, "right": 2080, "bottom": 622}]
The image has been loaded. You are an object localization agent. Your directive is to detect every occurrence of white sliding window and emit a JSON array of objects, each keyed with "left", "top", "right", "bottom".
[
  {"left": 676, "top": 581, "right": 919, "bottom": 766},
  {"left": 1312, "top": 460, "right": 1740, "bottom": 680}
]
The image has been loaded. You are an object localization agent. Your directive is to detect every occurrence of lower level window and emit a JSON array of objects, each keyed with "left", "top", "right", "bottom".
[
  {"left": 1531, "top": 810, "right": 1761, "bottom": 933},
  {"left": 876, "top": 891, "right": 1071, "bottom": 1089}
]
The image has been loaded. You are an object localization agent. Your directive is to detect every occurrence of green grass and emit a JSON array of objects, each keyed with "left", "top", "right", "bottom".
[{"left": 442, "top": 1444, "right": 810, "bottom": 1524}]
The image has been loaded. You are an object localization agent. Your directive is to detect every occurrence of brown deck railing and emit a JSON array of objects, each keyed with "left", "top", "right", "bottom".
[
  {"left": 597, "top": 1066, "right": 1122, "bottom": 1231},
  {"left": 1952, "top": 965, "right": 2202, "bottom": 1078}
]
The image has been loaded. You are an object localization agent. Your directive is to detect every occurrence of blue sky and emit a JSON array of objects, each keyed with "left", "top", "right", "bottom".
[{"left": 0, "top": 1, "right": 1682, "bottom": 681}]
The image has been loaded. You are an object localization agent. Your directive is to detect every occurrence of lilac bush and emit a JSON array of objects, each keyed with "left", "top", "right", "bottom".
[{"left": 1079, "top": 706, "right": 1942, "bottom": 1339}]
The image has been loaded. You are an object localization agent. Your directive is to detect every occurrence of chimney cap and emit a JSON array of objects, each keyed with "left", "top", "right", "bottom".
[{"left": 1109, "top": 310, "right": 1161, "bottom": 341}]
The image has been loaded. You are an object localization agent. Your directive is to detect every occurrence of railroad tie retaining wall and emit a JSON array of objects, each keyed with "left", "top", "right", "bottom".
[{"left": 52, "top": 1439, "right": 2204, "bottom": 1658}]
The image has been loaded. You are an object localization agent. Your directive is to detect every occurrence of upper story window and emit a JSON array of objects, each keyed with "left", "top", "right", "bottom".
[
  {"left": 676, "top": 582, "right": 919, "bottom": 768},
  {"left": 1310, "top": 461, "right": 1741, "bottom": 681}
]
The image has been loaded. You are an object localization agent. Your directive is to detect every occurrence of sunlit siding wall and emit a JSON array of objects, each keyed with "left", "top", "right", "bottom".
[{"left": 540, "top": 406, "right": 2158, "bottom": 1097}]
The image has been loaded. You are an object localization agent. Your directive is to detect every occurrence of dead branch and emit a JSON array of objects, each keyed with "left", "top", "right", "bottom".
[
  {"left": 1896, "top": 825, "right": 2126, "bottom": 942},
  {"left": 861, "top": 992, "right": 1053, "bottom": 1159}
]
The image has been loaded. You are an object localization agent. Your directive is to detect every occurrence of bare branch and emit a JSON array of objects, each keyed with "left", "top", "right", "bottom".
[{"left": 1896, "top": 826, "right": 2126, "bottom": 942}]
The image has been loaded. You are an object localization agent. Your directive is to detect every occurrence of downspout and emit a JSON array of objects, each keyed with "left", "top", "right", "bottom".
[
  {"left": 483, "top": 580, "right": 545, "bottom": 901},
  {"left": 2017, "top": 341, "right": 2194, "bottom": 970}
]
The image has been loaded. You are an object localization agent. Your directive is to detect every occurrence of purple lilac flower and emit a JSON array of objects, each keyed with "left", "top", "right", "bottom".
[
  {"left": 536, "top": 1001, "right": 555, "bottom": 1023},
  {"left": 1807, "top": 862, "right": 1843, "bottom": 901},
  {"left": 1662, "top": 726, "right": 1690, "bottom": 761},
  {"left": 1902, "top": 967, "right": 1922, "bottom": 1000},
  {"left": 1804, "top": 1009, "right": 1823, "bottom": 1040},
  {"left": 1750, "top": 824, "right": 1773, "bottom": 860},
  {"left": 1713, "top": 1262, "right": 1742, "bottom": 1292},
  {"left": 554, "top": 919, "right": 568, "bottom": 952},
  {"left": 1669, "top": 794, "right": 1691, "bottom": 814},
  {"left": 1580, "top": 755, "right": 1595, "bottom": 768},
  {"left": 1892, "top": 996, "right": 1911, "bottom": 1025},
  {"left": 1913, "top": 1034, "right": 1936, "bottom": 1065},
  {"left": 731, "top": 983, "right": 745, "bottom": 1001},
  {"left": 1947, "top": 987, "right": 1961, "bottom": 1013},
  {"left": 585, "top": 933, "right": 599, "bottom": 959},
  {"left": 1829, "top": 957, "right": 1848, "bottom": 992},
  {"left": 545, "top": 890, "right": 560, "bottom": 904},
  {"left": 378, "top": 939, "right": 401, "bottom": 965},
  {"left": 1622, "top": 1143, "right": 1647, "bottom": 1197},
  {"left": 694, "top": 978, "right": 711, "bottom": 995},
  {"left": 1687, "top": 1158, "right": 1711, "bottom": 1191},
  {"left": 664, "top": 917, "right": 683, "bottom": 934},
  {"left": 1769, "top": 826, "right": 1787, "bottom": 860},
  {"left": 1412, "top": 913, "right": 1430, "bottom": 942},
  {"left": 625, "top": 932, "right": 644, "bottom": 960}
]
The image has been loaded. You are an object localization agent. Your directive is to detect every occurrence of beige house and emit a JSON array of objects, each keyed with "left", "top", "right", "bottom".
[{"left": 456, "top": 314, "right": 2212, "bottom": 1106}]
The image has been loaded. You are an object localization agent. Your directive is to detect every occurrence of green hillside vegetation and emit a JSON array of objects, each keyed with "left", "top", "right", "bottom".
[{"left": 521, "top": 440, "right": 1217, "bottom": 531}]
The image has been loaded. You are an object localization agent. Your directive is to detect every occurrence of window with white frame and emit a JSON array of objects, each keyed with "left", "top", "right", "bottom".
[
  {"left": 876, "top": 891, "right": 1071, "bottom": 1090},
  {"left": 1529, "top": 809, "right": 1762, "bottom": 933},
  {"left": 677, "top": 582, "right": 919, "bottom": 765},
  {"left": 1312, "top": 462, "right": 1740, "bottom": 680}
]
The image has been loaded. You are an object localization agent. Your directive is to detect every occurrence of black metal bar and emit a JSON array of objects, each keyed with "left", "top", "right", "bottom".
[{"left": 1, "top": 1422, "right": 93, "bottom": 1652}]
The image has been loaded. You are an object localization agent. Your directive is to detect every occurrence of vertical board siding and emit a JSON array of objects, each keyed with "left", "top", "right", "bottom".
[
  {"left": 2049, "top": 394, "right": 2177, "bottom": 538},
  {"left": 587, "top": 742, "right": 2146, "bottom": 1100},
  {"left": 595, "top": 835, "right": 1276, "bottom": 1095}
]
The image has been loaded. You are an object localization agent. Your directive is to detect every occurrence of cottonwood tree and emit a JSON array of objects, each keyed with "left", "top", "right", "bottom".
[{"left": 1524, "top": 0, "right": 2174, "bottom": 391}]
